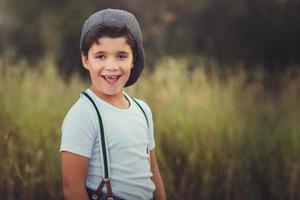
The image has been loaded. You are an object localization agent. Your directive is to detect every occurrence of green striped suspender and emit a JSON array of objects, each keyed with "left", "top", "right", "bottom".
[
  {"left": 130, "top": 96, "right": 150, "bottom": 155},
  {"left": 81, "top": 91, "right": 113, "bottom": 199},
  {"left": 81, "top": 91, "right": 149, "bottom": 199},
  {"left": 130, "top": 97, "right": 149, "bottom": 129}
]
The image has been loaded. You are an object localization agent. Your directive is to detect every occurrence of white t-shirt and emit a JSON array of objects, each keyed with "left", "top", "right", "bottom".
[{"left": 60, "top": 89, "right": 156, "bottom": 200}]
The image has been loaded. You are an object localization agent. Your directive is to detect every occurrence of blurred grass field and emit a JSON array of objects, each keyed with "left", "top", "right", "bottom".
[{"left": 0, "top": 56, "right": 299, "bottom": 200}]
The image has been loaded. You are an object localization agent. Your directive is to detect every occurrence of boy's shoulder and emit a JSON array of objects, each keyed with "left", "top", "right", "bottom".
[
  {"left": 63, "top": 94, "right": 96, "bottom": 122},
  {"left": 128, "top": 95, "right": 152, "bottom": 114}
]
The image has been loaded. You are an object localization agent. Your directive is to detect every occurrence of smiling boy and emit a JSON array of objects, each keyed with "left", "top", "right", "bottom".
[{"left": 60, "top": 9, "right": 166, "bottom": 200}]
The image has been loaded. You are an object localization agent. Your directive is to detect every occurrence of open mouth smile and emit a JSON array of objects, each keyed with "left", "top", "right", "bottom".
[{"left": 101, "top": 75, "right": 122, "bottom": 84}]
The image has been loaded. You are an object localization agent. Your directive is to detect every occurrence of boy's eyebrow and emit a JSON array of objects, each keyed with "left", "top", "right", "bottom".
[
  {"left": 117, "top": 51, "right": 130, "bottom": 54},
  {"left": 93, "top": 51, "right": 107, "bottom": 55},
  {"left": 93, "top": 50, "right": 131, "bottom": 55}
]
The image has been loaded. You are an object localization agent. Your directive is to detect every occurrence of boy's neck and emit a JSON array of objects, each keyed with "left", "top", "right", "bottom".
[{"left": 90, "top": 87, "right": 130, "bottom": 109}]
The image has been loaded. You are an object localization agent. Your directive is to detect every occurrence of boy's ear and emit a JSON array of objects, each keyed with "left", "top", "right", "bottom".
[{"left": 81, "top": 52, "right": 89, "bottom": 69}]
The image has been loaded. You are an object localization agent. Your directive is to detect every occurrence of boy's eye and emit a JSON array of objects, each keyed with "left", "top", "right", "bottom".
[
  {"left": 117, "top": 54, "right": 128, "bottom": 60},
  {"left": 95, "top": 55, "right": 105, "bottom": 59}
]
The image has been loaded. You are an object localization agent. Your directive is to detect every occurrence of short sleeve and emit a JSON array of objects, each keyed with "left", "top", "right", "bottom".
[{"left": 60, "top": 101, "right": 97, "bottom": 158}]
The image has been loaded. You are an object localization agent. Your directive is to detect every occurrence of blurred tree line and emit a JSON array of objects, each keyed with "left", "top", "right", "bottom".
[{"left": 1, "top": 0, "right": 300, "bottom": 76}]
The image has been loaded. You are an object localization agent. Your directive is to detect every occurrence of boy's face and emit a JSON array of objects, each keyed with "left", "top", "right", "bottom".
[{"left": 81, "top": 36, "right": 134, "bottom": 98}]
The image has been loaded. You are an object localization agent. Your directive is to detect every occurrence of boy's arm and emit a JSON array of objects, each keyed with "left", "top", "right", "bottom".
[
  {"left": 150, "top": 149, "right": 167, "bottom": 200},
  {"left": 61, "top": 151, "right": 90, "bottom": 200}
]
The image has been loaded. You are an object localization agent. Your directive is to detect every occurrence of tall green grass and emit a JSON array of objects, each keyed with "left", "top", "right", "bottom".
[{"left": 0, "top": 56, "right": 299, "bottom": 200}]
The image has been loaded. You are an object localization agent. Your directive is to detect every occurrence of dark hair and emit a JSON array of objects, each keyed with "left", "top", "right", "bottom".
[{"left": 81, "top": 25, "right": 137, "bottom": 60}]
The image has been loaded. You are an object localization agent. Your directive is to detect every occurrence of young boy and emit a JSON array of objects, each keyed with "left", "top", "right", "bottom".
[{"left": 60, "top": 9, "right": 166, "bottom": 200}]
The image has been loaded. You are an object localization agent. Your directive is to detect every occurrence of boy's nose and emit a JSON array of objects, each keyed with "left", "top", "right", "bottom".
[{"left": 104, "top": 58, "right": 119, "bottom": 71}]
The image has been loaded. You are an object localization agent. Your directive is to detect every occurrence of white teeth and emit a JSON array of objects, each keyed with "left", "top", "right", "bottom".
[
  {"left": 105, "top": 75, "right": 118, "bottom": 80},
  {"left": 101, "top": 75, "right": 120, "bottom": 82}
]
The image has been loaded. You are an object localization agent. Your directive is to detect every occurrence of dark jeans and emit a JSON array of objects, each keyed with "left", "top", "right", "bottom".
[
  {"left": 86, "top": 187, "right": 153, "bottom": 200},
  {"left": 86, "top": 187, "right": 125, "bottom": 200}
]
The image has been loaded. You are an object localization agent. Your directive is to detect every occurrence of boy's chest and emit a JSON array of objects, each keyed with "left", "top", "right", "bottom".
[{"left": 101, "top": 110, "right": 149, "bottom": 150}]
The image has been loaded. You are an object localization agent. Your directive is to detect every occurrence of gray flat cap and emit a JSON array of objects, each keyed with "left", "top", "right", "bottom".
[{"left": 80, "top": 8, "right": 144, "bottom": 87}]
